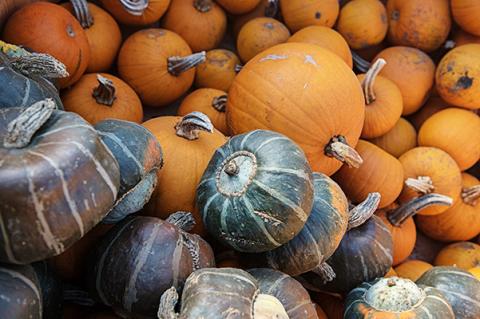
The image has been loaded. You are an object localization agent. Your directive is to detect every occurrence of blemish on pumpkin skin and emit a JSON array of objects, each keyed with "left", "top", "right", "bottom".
[
  {"left": 264, "top": 23, "right": 274, "bottom": 30},
  {"left": 304, "top": 55, "right": 317, "bottom": 66},
  {"left": 455, "top": 74, "right": 473, "bottom": 90},
  {"left": 315, "top": 12, "right": 322, "bottom": 20}
]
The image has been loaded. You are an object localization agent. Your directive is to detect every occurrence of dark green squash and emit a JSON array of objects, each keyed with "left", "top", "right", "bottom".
[
  {"left": 196, "top": 129, "right": 314, "bottom": 253},
  {"left": 32, "top": 261, "right": 63, "bottom": 319}
]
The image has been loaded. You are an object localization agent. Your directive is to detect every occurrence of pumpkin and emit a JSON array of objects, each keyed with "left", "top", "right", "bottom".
[
  {"left": 215, "top": 250, "right": 242, "bottom": 268},
  {"left": 408, "top": 230, "right": 446, "bottom": 264},
  {"left": 194, "top": 49, "right": 240, "bottom": 92},
  {"left": 98, "top": 0, "right": 170, "bottom": 26},
  {"left": 369, "top": 118, "right": 417, "bottom": 158},
  {"left": 385, "top": 267, "right": 397, "bottom": 277},
  {"left": 196, "top": 129, "right": 314, "bottom": 252},
  {"left": 436, "top": 44, "right": 480, "bottom": 110},
  {"left": 417, "top": 266, "right": 480, "bottom": 319},
  {"left": 0, "top": 100, "right": 120, "bottom": 264},
  {"left": 288, "top": 26, "right": 352, "bottom": 68},
  {"left": 1, "top": 0, "right": 37, "bottom": 29},
  {"left": 344, "top": 277, "right": 455, "bottom": 318},
  {"left": 311, "top": 292, "right": 344, "bottom": 319},
  {"left": 315, "top": 304, "right": 328, "bottom": 319},
  {"left": 334, "top": 140, "right": 404, "bottom": 208},
  {"left": 89, "top": 213, "right": 215, "bottom": 319},
  {"left": 452, "top": 0, "right": 480, "bottom": 36},
  {"left": 407, "top": 95, "right": 450, "bottom": 131},
  {"left": 62, "top": 73, "right": 143, "bottom": 125},
  {"left": 248, "top": 268, "right": 318, "bottom": 319},
  {"left": 416, "top": 173, "right": 480, "bottom": 242},
  {"left": 398, "top": 147, "right": 462, "bottom": 216},
  {"left": 453, "top": 29, "right": 480, "bottom": 46},
  {"left": 216, "top": 0, "right": 261, "bottom": 15},
  {"left": 469, "top": 267, "right": 480, "bottom": 280},
  {"left": 434, "top": 242, "right": 480, "bottom": 270},
  {"left": 143, "top": 112, "right": 226, "bottom": 235},
  {"left": 373, "top": 46, "right": 435, "bottom": 115},
  {"left": 118, "top": 28, "right": 205, "bottom": 108},
  {"left": 336, "top": 0, "right": 388, "bottom": 50},
  {"left": 177, "top": 88, "right": 228, "bottom": 135},
  {"left": 279, "top": 0, "right": 339, "bottom": 33},
  {"left": 355, "top": 41, "right": 389, "bottom": 63},
  {"left": 232, "top": 0, "right": 279, "bottom": 36},
  {"left": 32, "top": 261, "right": 63, "bottom": 319},
  {"left": 394, "top": 260, "right": 433, "bottom": 282},
  {"left": 3, "top": 2, "right": 90, "bottom": 88},
  {"left": 237, "top": 17, "right": 290, "bottom": 63},
  {"left": 227, "top": 43, "right": 365, "bottom": 176},
  {"left": 63, "top": 1, "right": 121, "bottom": 73},
  {"left": 162, "top": 0, "right": 227, "bottom": 52},
  {"left": 386, "top": 0, "right": 451, "bottom": 52}
]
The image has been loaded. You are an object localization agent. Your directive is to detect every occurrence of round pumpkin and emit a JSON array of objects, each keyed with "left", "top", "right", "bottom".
[
  {"left": 0, "top": 0, "right": 43, "bottom": 30},
  {"left": 453, "top": 29, "right": 480, "bottom": 46},
  {"left": 227, "top": 42, "right": 365, "bottom": 176},
  {"left": 385, "top": 267, "right": 397, "bottom": 277},
  {"left": 434, "top": 242, "right": 480, "bottom": 270},
  {"left": 369, "top": 118, "right": 417, "bottom": 158},
  {"left": 315, "top": 304, "right": 328, "bottom": 319},
  {"left": 232, "top": 0, "right": 279, "bottom": 36},
  {"left": 394, "top": 260, "right": 433, "bottom": 282},
  {"left": 452, "top": 0, "right": 480, "bottom": 37},
  {"left": 99, "top": 0, "right": 170, "bottom": 26},
  {"left": 279, "top": 0, "right": 339, "bottom": 33},
  {"left": 407, "top": 95, "right": 450, "bottom": 131},
  {"left": 194, "top": 49, "right": 240, "bottom": 92},
  {"left": 216, "top": 0, "right": 261, "bottom": 15},
  {"left": 408, "top": 230, "right": 446, "bottom": 264},
  {"left": 311, "top": 292, "right": 344, "bottom": 319}
]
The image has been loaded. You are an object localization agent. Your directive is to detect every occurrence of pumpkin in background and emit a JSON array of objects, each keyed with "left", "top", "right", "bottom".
[
  {"left": 416, "top": 173, "right": 480, "bottom": 242},
  {"left": 215, "top": 250, "right": 243, "bottom": 268},
  {"left": 232, "top": 0, "right": 279, "bottom": 36},
  {"left": 354, "top": 41, "right": 389, "bottom": 63},
  {"left": 177, "top": 88, "right": 228, "bottom": 135},
  {"left": 227, "top": 43, "right": 365, "bottom": 176},
  {"left": 216, "top": 0, "right": 261, "bottom": 15},
  {"left": 99, "top": 0, "right": 170, "bottom": 26},
  {"left": 288, "top": 26, "right": 353, "bottom": 68},
  {"left": 0, "top": 0, "right": 44, "bottom": 30},
  {"left": 143, "top": 112, "right": 226, "bottom": 235},
  {"left": 197, "top": 129, "right": 314, "bottom": 253},
  {"left": 409, "top": 230, "right": 446, "bottom": 264},
  {"left": 385, "top": 267, "right": 397, "bottom": 277},
  {"left": 407, "top": 95, "right": 450, "bottom": 131},
  {"left": 369, "top": 118, "right": 417, "bottom": 158},
  {"left": 31, "top": 261, "right": 63, "bottom": 319},
  {"left": 453, "top": 29, "right": 480, "bottom": 46},
  {"left": 194, "top": 49, "right": 240, "bottom": 92},
  {"left": 279, "top": 0, "right": 339, "bottom": 32},
  {"left": 387, "top": 0, "right": 451, "bottom": 52},
  {"left": 344, "top": 277, "right": 455, "bottom": 318},
  {"left": 336, "top": 0, "right": 388, "bottom": 50},
  {"left": 373, "top": 46, "right": 435, "bottom": 115},
  {"left": 452, "top": 0, "right": 480, "bottom": 37},
  {"left": 395, "top": 260, "right": 433, "bottom": 281},
  {"left": 434, "top": 242, "right": 480, "bottom": 270},
  {"left": 118, "top": 28, "right": 205, "bottom": 108},
  {"left": 162, "top": 0, "right": 227, "bottom": 52},
  {"left": 436, "top": 44, "right": 480, "bottom": 110},
  {"left": 2, "top": 2, "right": 90, "bottom": 88},
  {"left": 398, "top": 147, "right": 462, "bottom": 216},
  {"left": 334, "top": 140, "right": 404, "bottom": 208},
  {"left": 237, "top": 17, "right": 290, "bottom": 63},
  {"left": 62, "top": 73, "right": 143, "bottom": 125},
  {"left": 470, "top": 267, "right": 480, "bottom": 280},
  {"left": 315, "top": 304, "right": 328, "bottom": 319},
  {"left": 311, "top": 292, "right": 344, "bottom": 319}
]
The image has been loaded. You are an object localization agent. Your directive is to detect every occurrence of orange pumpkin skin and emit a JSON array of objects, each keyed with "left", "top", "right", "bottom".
[
  {"left": 162, "top": 0, "right": 227, "bottom": 52},
  {"left": 227, "top": 43, "right": 365, "bottom": 176},
  {"left": 99, "top": 0, "right": 170, "bottom": 26},
  {"left": 2, "top": 2, "right": 90, "bottom": 88},
  {"left": 369, "top": 118, "right": 417, "bottom": 158},
  {"left": 311, "top": 292, "right": 344, "bottom": 319},
  {"left": 398, "top": 147, "right": 462, "bottom": 216},
  {"left": 314, "top": 304, "right": 328, "bottom": 319},
  {"left": 387, "top": 0, "right": 451, "bottom": 52},
  {"left": 337, "top": 0, "right": 388, "bottom": 50},
  {"left": 452, "top": 0, "right": 480, "bottom": 36},
  {"left": 280, "top": 0, "right": 339, "bottom": 33},
  {"left": 216, "top": 0, "right": 261, "bottom": 15},
  {"left": 195, "top": 49, "right": 240, "bottom": 92},
  {"left": 385, "top": 267, "right": 397, "bottom": 277},
  {"left": 288, "top": 26, "right": 353, "bottom": 68},
  {"left": 418, "top": 108, "right": 480, "bottom": 171},
  {"left": 237, "top": 17, "right": 290, "bottom": 63},
  {"left": 373, "top": 46, "right": 435, "bottom": 116},
  {"left": 232, "top": 0, "right": 273, "bottom": 36},
  {"left": 453, "top": 29, "right": 480, "bottom": 46},
  {"left": 434, "top": 242, "right": 480, "bottom": 270},
  {"left": 469, "top": 267, "right": 480, "bottom": 279},
  {"left": 395, "top": 260, "right": 433, "bottom": 281},
  {"left": 436, "top": 44, "right": 480, "bottom": 110},
  {"left": 407, "top": 95, "right": 450, "bottom": 131}
]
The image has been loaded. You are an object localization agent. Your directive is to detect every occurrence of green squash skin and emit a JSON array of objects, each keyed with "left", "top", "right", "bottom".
[{"left": 196, "top": 129, "right": 314, "bottom": 253}]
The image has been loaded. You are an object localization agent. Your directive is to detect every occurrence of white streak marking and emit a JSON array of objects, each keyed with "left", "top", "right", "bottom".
[
  {"left": 21, "top": 78, "right": 31, "bottom": 107},
  {"left": 0, "top": 214, "right": 18, "bottom": 263},
  {"left": 259, "top": 54, "right": 288, "bottom": 62},
  {"left": 97, "top": 131, "right": 144, "bottom": 173},
  {"left": 257, "top": 166, "right": 310, "bottom": 181}
]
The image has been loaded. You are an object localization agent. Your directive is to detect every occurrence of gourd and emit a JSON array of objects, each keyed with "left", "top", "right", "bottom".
[
  {"left": 196, "top": 129, "right": 314, "bottom": 252},
  {"left": 315, "top": 304, "right": 328, "bottom": 319},
  {"left": 434, "top": 242, "right": 480, "bottom": 270},
  {"left": 32, "top": 261, "right": 63, "bottom": 319},
  {"left": 118, "top": 28, "right": 205, "bottom": 108},
  {"left": 227, "top": 42, "right": 365, "bottom": 176},
  {"left": 452, "top": 0, "right": 480, "bottom": 37},
  {"left": 194, "top": 49, "right": 240, "bottom": 92},
  {"left": 0, "top": 0, "right": 43, "bottom": 30},
  {"left": 62, "top": 73, "right": 143, "bottom": 125},
  {"left": 279, "top": 0, "right": 339, "bottom": 33},
  {"left": 311, "top": 292, "right": 344, "bottom": 319},
  {"left": 394, "top": 260, "right": 433, "bottom": 282},
  {"left": 0, "top": 99, "right": 120, "bottom": 264},
  {"left": 232, "top": 0, "right": 279, "bottom": 36},
  {"left": 89, "top": 213, "right": 215, "bottom": 319},
  {"left": 369, "top": 118, "right": 417, "bottom": 158},
  {"left": 98, "top": 0, "right": 171, "bottom": 26},
  {"left": 216, "top": 0, "right": 261, "bottom": 15}
]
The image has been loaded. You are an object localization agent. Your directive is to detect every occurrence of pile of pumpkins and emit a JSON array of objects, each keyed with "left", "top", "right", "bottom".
[{"left": 0, "top": 0, "right": 480, "bottom": 318}]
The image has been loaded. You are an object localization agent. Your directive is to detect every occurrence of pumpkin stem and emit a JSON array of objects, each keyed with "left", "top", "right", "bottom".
[
  {"left": 4, "top": 99, "right": 56, "bottom": 149},
  {"left": 348, "top": 192, "right": 381, "bottom": 230},
  {"left": 119, "top": 0, "right": 149, "bottom": 16},
  {"left": 224, "top": 160, "right": 240, "bottom": 176},
  {"left": 70, "top": 0, "right": 94, "bottom": 28},
  {"left": 235, "top": 64, "right": 243, "bottom": 73},
  {"left": 175, "top": 111, "right": 214, "bottom": 140},
  {"left": 462, "top": 185, "right": 480, "bottom": 206},
  {"left": 324, "top": 135, "right": 363, "bottom": 168},
  {"left": 158, "top": 287, "right": 179, "bottom": 319},
  {"left": 362, "top": 58, "right": 386, "bottom": 105},
  {"left": 168, "top": 51, "right": 206, "bottom": 76},
  {"left": 405, "top": 176, "right": 434, "bottom": 195},
  {"left": 352, "top": 51, "right": 371, "bottom": 73},
  {"left": 92, "top": 74, "right": 116, "bottom": 106},
  {"left": 182, "top": 233, "right": 201, "bottom": 270},
  {"left": 193, "top": 0, "right": 213, "bottom": 12},
  {"left": 311, "top": 262, "right": 336, "bottom": 284},
  {"left": 212, "top": 95, "right": 227, "bottom": 112},
  {"left": 387, "top": 193, "right": 453, "bottom": 227},
  {"left": 265, "top": 0, "right": 280, "bottom": 17},
  {"left": 166, "top": 212, "right": 196, "bottom": 232}
]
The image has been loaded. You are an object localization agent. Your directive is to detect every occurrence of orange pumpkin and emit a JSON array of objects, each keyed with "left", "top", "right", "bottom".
[
  {"left": 387, "top": 0, "right": 451, "bottom": 52},
  {"left": 2, "top": 2, "right": 90, "bottom": 88},
  {"left": 314, "top": 304, "right": 328, "bottom": 319},
  {"left": 453, "top": 29, "right": 480, "bottom": 46},
  {"left": 232, "top": 0, "right": 278, "bottom": 36},
  {"left": 279, "top": 0, "right": 339, "bottom": 33},
  {"left": 162, "top": 0, "right": 227, "bottom": 52},
  {"left": 142, "top": 112, "right": 226, "bottom": 235},
  {"left": 407, "top": 95, "right": 450, "bottom": 131},
  {"left": 369, "top": 118, "right": 417, "bottom": 158},
  {"left": 99, "top": 0, "right": 170, "bottom": 26},
  {"left": 118, "top": 28, "right": 205, "bottom": 108},
  {"left": 227, "top": 43, "right": 365, "bottom": 176},
  {"left": 385, "top": 267, "right": 397, "bottom": 277},
  {"left": 237, "top": 17, "right": 290, "bottom": 63},
  {"left": 452, "top": 0, "right": 480, "bottom": 36},
  {"left": 394, "top": 260, "right": 433, "bottom": 281},
  {"left": 408, "top": 230, "right": 446, "bottom": 264},
  {"left": 336, "top": 0, "right": 388, "bottom": 50},
  {"left": 216, "top": 0, "right": 261, "bottom": 15},
  {"left": 177, "top": 88, "right": 228, "bottom": 135},
  {"left": 195, "top": 49, "right": 240, "bottom": 92},
  {"left": 288, "top": 26, "right": 352, "bottom": 68},
  {"left": 311, "top": 292, "right": 344, "bottom": 319},
  {"left": 373, "top": 46, "right": 435, "bottom": 116},
  {"left": 355, "top": 41, "right": 389, "bottom": 62},
  {"left": 434, "top": 242, "right": 480, "bottom": 270},
  {"left": 469, "top": 267, "right": 480, "bottom": 280},
  {"left": 62, "top": 73, "right": 143, "bottom": 125}
]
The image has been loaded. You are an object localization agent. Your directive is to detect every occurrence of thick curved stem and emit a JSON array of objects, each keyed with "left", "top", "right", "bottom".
[
  {"left": 212, "top": 95, "right": 227, "bottom": 112},
  {"left": 352, "top": 51, "right": 371, "bottom": 73},
  {"left": 70, "top": 0, "right": 94, "bottom": 28},
  {"left": 324, "top": 135, "right": 363, "bottom": 168},
  {"left": 462, "top": 185, "right": 480, "bottom": 206},
  {"left": 166, "top": 212, "right": 196, "bottom": 232},
  {"left": 168, "top": 52, "right": 206, "bottom": 76},
  {"left": 120, "top": 0, "right": 149, "bottom": 16},
  {"left": 387, "top": 193, "right": 453, "bottom": 227},
  {"left": 362, "top": 58, "right": 386, "bottom": 105},
  {"left": 158, "top": 287, "right": 179, "bottom": 319},
  {"left": 311, "top": 262, "right": 336, "bottom": 284},
  {"left": 405, "top": 176, "right": 434, "bottom": 195},
  {"left": 265, "top": 0, "right": 279, "bottom": 17},
  {"left": 175, "top": 111, "right": 213, "bottom": 140},
  {"left": 193, "top": 0, "right": 213, "bottom": 12},
  {"left": 92, "top": 74, "right": 116, "bottom": 106},
  {"left": 348, "top": 192, "right": 381, "bottom": 230}
]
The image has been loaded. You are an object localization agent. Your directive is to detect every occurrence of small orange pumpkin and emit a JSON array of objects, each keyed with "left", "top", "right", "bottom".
[
  {"left": 453, "top": 29, "right": 480, "bottom": 46},
  {"left": 434, "top": 242, "right": 480, "bottom": 270},
  {"left": 216, "top": 0, "right": 261, "bottom": 15},
  {"left": 369, "top": 118, "right": 417, "bottom": 158},
  {"left": 407, "top": 94, "right": 450, "bottom": 131},
  {"left": 469, "top": 267, "right": 480, "bottom": 280},
  {"left": 194, "top": 49, "right": 240, "bottom": 92},
  {"left": 279, "top": 0, "right": 339, "bottom": 33},
  {"left": 394, "top": 260, "right": 433, "bottom": 281},
  {"left": 385, "top": 267, "right": 397, "bottom": 277},
  {"left": 452, "top": 0, "right": 480, "bottom": 37},
  {"left": 232, "top": 0, "right": 278, "bottom": 36},
  {"left": 99, "top": 0, "right": 170, "bottom": 26}
]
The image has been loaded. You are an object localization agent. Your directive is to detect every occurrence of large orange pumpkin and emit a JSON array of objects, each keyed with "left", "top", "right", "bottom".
[
  {"left": 279, "top": 0, "right": 339, "bottom": 33},
  {"left": 369, "top": 118, "right": 417, "bottom": 158},
  {"left": 194, "top": 49, "right": 240, "bottom": 92},
  {"left": 394, "top": 259, "right": 433, "bottom": 281},
  {"left": 227, "top": 43, "right": 365, "bottom": 176},
  {"left": 452, "top": 0, "right": 480, "bottom": 36},
  {"left": 216, "top": 0, "right": 261, "bottom": 15},
  {"left": 99, "top": 0, "right": 170, "bottom": 26},
  {"left": 434, "top": 242, "right": 480, "bottom": 270}
]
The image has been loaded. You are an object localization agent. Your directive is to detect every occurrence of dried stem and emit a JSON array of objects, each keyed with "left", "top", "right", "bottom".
[
  {"left": 348, "top": 192, "right": 381, "bottom": 230},
  {"left": 462, "top": 185, "right": 480, "bottom": 206},
  {"left": 157, "top": 287, "right": 179, "bottom": 319},
  {"left": 362, "top": 58, "right": 386, "bottom": 104},
  {"left": 92, "top": 74, "right": 116, "bottom": 106},
  {"left": 212, "top": 95, "right": 227, "bottom": 112},
  {"left": 324, "top": 135, "right": 363, "bottom": 168},
  {"left": 175, "top": 111, "right": 213, "bottom": 140},
  {"left": 166, "top": 212, "right": 196, "bottom": 232},
  {"left": 224, "top": 160, "right": 239, "bottom": 176},
  {"left": 168, "top": 52, "right": 206, "bottom": 76},
  {"left": 311, "top": 262, "right": 336, "bottom": 284},
  {"left": 405, "top": 176, "right": 434, "bottom": 195},
  {"left": 10, "top": 53, "right": 69, "bottom": 79},
  {"left": 265, "top": 0, "right": 279, "bottom": 17},
  {"left": 120, "top": 0, "right": 149, "bottom": 16},
  {"left": 70, "top": 0, "right": 94, "bottom": 28},
  {"left": 193, "top": 0, "right": 213, "bottom": 12},
  {"left": 352, "top": 51, "right": 371, "bottom": 73}
]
